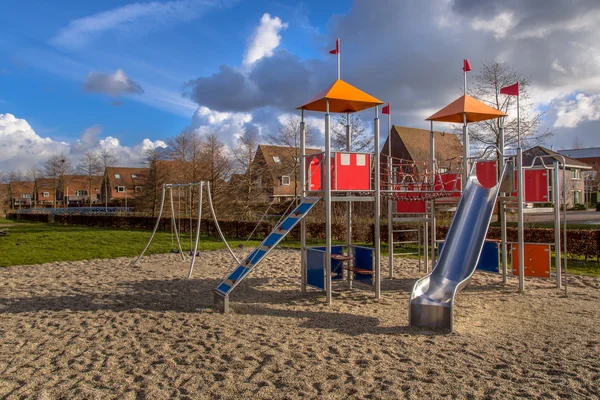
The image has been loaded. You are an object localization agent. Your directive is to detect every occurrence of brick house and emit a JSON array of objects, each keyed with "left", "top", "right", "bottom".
[
  {"left": 252, "top": 144, "right": 322, "bottom": 202},
  {"left": 380, "top": 125, "right": 463, "bottom": 173},
  {"left": 34, "top": 178, "right": 59, "bottom": 206},
  {"left": 558, "top": 147, "right": 600, "bottom": 205},
  {"left": 524, "top": 146, "right": 592, "bottom": 206},
  {"left": 102, "top": 167, "right": 149, "bottom": 204},
  {"left": 8, "top": 181, "right": 34, "bottom": 208},
  {"left": 63, "top": 175, "right": 103, "bottom": 206}
]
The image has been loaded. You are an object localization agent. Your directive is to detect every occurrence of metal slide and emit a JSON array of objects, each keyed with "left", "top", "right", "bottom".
[
  {"left": 409, "top": 166, "right": 508, "bottom": 331},
  {"left": 214, "top": 197, "right": 320, "bottom": 312}
]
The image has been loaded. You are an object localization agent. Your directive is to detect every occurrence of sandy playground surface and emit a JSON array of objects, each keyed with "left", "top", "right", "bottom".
[{"left": 1, "top": 249, "right": 599, "bottom": 399}]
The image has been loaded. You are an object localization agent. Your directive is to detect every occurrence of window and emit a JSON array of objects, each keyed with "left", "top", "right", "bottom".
[
  {"left": 117, "top": 186, "right": 125, "bottom": 193},
  {"left": 438, "top": 167, "right": 448, "bottom": 173},
  {"left": 75, "top": 190, "right": 88, "bottom": 196},
  {"left": 135, "top": 186, "right": 142, "bottom": 193},
  {"left": 356, "top": 154, "right": 366, "bottom": 166},
  {"left": 43, "top": 192, "right": 49, "bottom": 198},
  {"left": 293, "top": 156, "right": 299, "bottom": 163},
  {"left": 273, "top": 156, "right": 281, "bottom": 163},
  {"left": 573, "top": 190, "right": 583, "bottom": 204},
  {"left": 22, "top": 194, "right": 31, "bottom": 199},
  {"left": 131, "top": 174, "right": 137, "bottom": 179},
  {"left": 41, "top": 182, "right": 46, "bottom": 187},
  {"left": 571, "top": 169, "right": 581, "bottom": 180},
  {"left": 340, "top": 153, "right": 351, "bottom": 166},
  {"left": 281, "top": 176, "right": 291, "bottom": 186},
  {"left": 115, "top": 173, "right": 121, "bottom": 179}
]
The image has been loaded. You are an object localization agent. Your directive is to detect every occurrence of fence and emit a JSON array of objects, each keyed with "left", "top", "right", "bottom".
[{"left": 6, "top": 212, "right": 600, "bottom": 260}]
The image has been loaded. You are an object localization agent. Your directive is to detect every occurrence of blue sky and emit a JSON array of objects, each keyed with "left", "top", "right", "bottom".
[{"left": 1, "top": 0, "right": 599, "bottom": 171}]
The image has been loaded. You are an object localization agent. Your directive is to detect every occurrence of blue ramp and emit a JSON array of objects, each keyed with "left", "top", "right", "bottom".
[{"left": 214, "top": 197, "right": 320, "bottom": 312}]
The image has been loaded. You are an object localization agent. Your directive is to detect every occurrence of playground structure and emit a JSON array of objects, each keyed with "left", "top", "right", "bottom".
[{"left": 132, "top": 42, "right": 569, "bottom": 331}]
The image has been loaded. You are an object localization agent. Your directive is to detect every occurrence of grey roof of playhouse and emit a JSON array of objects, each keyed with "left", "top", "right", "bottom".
[
  {"left": 523, "top": 146, "right": 592, "bottom": 170},
  {"left": 557, "top": 147, "right": 600, "bottom": 159}
]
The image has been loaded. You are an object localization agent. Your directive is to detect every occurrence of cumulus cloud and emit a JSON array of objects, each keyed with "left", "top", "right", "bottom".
[
  {"left": 554, "top": 93, "right": 600, "bottom": 128},
  {"left": 0, "top": 113, "right": 166, "bottom": 173},
  {"left": 50, "top": 0, "right": 235, "bottom": 51},
  {"left": 243, "top": 13, "right": 288, "bottom": 66},
  {"left": 83, "top": 68, "right": 144, "bottom": 97}
]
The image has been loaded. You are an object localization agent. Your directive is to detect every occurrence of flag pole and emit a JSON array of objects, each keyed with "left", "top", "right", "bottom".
[
  {"left": 387, "top": 105, "right": 393, "bottom": 278},
  {"left": 337, "top": 38, "right": 340, "bottom": 80},
  {"left": 516, "top": 83, "right": 525, "bottom": 293}
]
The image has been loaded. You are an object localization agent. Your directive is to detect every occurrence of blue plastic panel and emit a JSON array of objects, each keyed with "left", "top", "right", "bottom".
[
  {"left": 307, "top": 249, "right": 325, "bottom": 290},
  {"left": 439, "top": 240, "right": 499, "bottom": 273},
  {"left": 354, "top": 246, "right": 374, "bottom": 283}
]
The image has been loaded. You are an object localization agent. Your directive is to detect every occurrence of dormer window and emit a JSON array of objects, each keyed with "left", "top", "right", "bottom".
[
  {"left": 273, "top": 156, "right": 281, "bottom": 163},
  {"left": 131, "top": 174, "right": 137, "bottom": 179},
  {"left": 41, "top": 182, "right": 46, "bottom": 187},
  {"left": 115, "top": 174, "right": 121, "bottom": 179},
  {"left": 281, "top": 176, "right": 291, "bottom": 186}
]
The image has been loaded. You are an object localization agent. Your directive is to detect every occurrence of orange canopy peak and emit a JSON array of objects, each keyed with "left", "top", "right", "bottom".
[
  {"left": 426, "top": 94, "right": 507, "bottom": 123},
  {"left": 298, "top": 79, "right": 384, "bottom": 113}
]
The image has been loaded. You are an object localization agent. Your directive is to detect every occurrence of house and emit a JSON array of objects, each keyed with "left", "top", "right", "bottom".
[
  {"left": 558, "top": 147, "right": 600, "bottom": 205},
  {"left": 102, "top": 167, "right": 149, "bottom": 203},
  {"left": 523, "top": 146, "right": 592, "bottom": 206},
  {"left": 63, "top": 175, "right": 103, "bottom": 206},
  {"left": 0, "top": 183, "right": 10, "bottom": 210},
  {"left": 8, "top": 181, "right": 34, "bottom": 208},
  {"left": 380, "top": 125, "right": 463, "bottom": 173},
  {"left": 34, "top": 178, "right": 59, "bottom": 206},
  {"left": 251, "top": 144, "right": 322, "bottom": 202}
]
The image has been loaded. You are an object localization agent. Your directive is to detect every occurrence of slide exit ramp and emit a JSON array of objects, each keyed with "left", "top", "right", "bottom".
[
  {"left": 409, "top": 166, "right": 508, "bottom": 331},
  {"left": 214, "top": 197, "right": 320, "bottom": 313}
]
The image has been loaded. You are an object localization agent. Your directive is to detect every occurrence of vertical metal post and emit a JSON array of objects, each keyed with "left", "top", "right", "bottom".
[
  {"left": 554, "top": 161, "right": 561, "bottom": 289},
  {"left": 499, "top": 125, "right": 507, "bottom": 284},
  {"left": 337, "top": 38, "right": 341, "bottom": 80},
  {"left": 424, "top": 218, "right": 429, "bottom": 272},
  {"left": 374, "top": 106, "right": 381, "bottom": 299},
  {"left": 170, "top": 186, "right": 186, "bottom": 260},
  {"left": 346, "top": 113, "right": 352, "bottom": 260},
  {"left": 188, "top": 182, "right": 203, "bottom": 279},
  {"left": 562, "top": 160, "right": 568, "bottom": 297},
  {"left": 325, "top": 100, "right": 332, "bottom": 304},
  {"left": 516, "top": 93, "right": 525, "bottom": 293},
  {"left": 300, "top": 109, "right": 307, "bottom": 293},
  {"left": 132, "top": 184, "right": 166, "bottom": 266},
  {"left": 387, "top": 112, "right": 394, "bottom": 278},
  {"left": 462, "top": 113, "right": 469, "bottom": 192},
  {"left": 430, "top": 122, "right": 436, "bottom": 270}
]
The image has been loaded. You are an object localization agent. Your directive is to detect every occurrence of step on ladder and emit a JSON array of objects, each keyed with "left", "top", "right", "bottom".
[{"left": 389, "top": 211, "right": 430, "bottom": 277}]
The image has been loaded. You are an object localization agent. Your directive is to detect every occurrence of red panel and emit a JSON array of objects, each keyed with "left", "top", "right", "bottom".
[
  {"left": 397, "top": 200, "right": 427, "bottom": 213},
  {"left": 524, "top": 170, "right": 548, "bottom": 203},
  {"left": 306, "top": 155, "right": 322, "bottom": 191},
  {"left": 334, "top": 153, "right": 371, "bottom": 190},
  {"left": 476, "top": 161, "right": 498, "bottom": 188},
  {"left": 511, "top": 243, "right": 551, "bottom": 277},
  {"left": 435, "top": 173, "right": 461, "bottom": 196}
]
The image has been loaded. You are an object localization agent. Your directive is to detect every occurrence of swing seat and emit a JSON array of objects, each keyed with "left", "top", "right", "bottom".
[{"left": 170, "top": 249, "right": 181, "bottom": 254}]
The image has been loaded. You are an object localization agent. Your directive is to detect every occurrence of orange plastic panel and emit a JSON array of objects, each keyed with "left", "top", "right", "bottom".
[{"left": 511, "top": 243, "right": 551, "bottom": 278}]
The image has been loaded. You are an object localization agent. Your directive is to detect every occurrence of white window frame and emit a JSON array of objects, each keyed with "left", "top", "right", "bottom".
[
  {"left": 571, "top": 169, "right": 581, "bottom": 180},
  {"left": 281, "top": 176, "right": 291, "bottom": 186},
  {"left": 117, "top": 186, "right": 126, "bottom": 193},
  {"left": 135, "top": 186, "right": 142, "bottom": 193},
  {"left": 22, "top": 193, "right": 32, "bottom": 199},
  {"left": 438, "top": 167, "right": 448, "bottom": 173},
  {"left": 43, "top": 192, "right": 50, "bottom": 198},
  {"left": 273, "top": 156, "right": 281, "bottom": 163},
  {"left": 115, "top": 173, "right": 121, "bottom": 179},
  {"left": 75, "top": 190, "right": 88, "bottom": 196}
]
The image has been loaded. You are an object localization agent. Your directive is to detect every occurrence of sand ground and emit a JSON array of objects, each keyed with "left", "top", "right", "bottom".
[{"left": 1, "top": 249, "right": 599, "bottom": 399}]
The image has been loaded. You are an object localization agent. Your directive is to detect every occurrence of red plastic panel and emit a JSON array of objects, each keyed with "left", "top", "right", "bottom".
[
  {"left": 524, "top": 169, "right": 548, "bottom": 203},
  {"left": 476, "top": 161, "right": 498, "bottom": 188},
  {"left": 435, "top": 173, "right": 461, "bottom": 196},
  {"left": 306, "top": 155, "right": 322, "bottom": 191},
  {"left": 333, "top": 153, "right": 371, "bottom": 190},
  {"left": 396, "top": 200, "right": 427, "bottom": 213},
  {"left": 511, "top": 243, "right": 551, "bottom": 278}
]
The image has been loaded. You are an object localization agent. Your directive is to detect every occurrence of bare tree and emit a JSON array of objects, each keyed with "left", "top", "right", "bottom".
[
  {"left": 201, "top": 133, "right": 232, "bottom": 209},
  {"left": 233, "top": 126, "right": 263, "bottom": 220},
  {"left": 469, "top": 59, "right": 553, "bottom": 154},
  {"left": 268, "top": 115, "right": 316, "bottom": 202},
  {"left": 143, "top": 147, "right": 169, "bottom": 216},
  {"left": 98, "top": 149, "right": 118, "bottom": 210},
  {"left": 27, "top": 167, "right": 42, "bottom": 208},
  {"left": 77, "top": 151, "right": 102, "bottom": 207},
  {"left": 166, "top": 130, "right": 204, "bottom": 183},
  {"left": 571, "top": 136, "right": 585, "bottom": 149},
  {"left": 332, "top": 113, "right": 372, "bottom": 152},
  {"left": 44, "top": 154, "right": 72, "bottom": 208}
]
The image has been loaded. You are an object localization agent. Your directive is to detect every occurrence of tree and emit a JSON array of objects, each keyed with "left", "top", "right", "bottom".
[
  {"left": 77, "top": 152, "right": 102, "bottom": 207},
  {"left": 201, "top": 133, "right": 232, "bottom": 210},
  {"left": 232, "top": 126, "right": 262, "bottom": 220},
  {"left": 469, "top": 59, "right": 553, "bottom": 156},
  {"left": 331, "top": 113, "right": 372, "bottom": 152},
  {"left": 44, "top": 154, "right": 72, "bottom": 208},
  {"left": 143, "top": 147, "right": 169, "bottom": 216},
  {"left": 98, "top": 149, "right": 118, "bottom": 211},
  {"left": 268, "top": 115, "right": 315, "bottom": 202},
  {"left": 27, "top": 167, "right": 42, "bottom": 208},
  {"left": 166, "top": 130, "right": 204, "bottom": 183}
]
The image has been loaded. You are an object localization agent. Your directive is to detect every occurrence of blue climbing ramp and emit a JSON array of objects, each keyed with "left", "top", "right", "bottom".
[{"left": 214, "top": 197, "right": 320, "bottom": 312}]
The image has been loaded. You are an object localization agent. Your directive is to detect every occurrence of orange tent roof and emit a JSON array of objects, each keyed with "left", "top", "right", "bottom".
[
  {"left": 298, "top": 79, "right": 384, "bottom": 113},
  {"left": 426, "top": 94, "right": 507, "bottom": 123}
]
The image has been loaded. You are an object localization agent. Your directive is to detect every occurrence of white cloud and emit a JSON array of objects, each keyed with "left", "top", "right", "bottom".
[
  {"left": 50, "top": 0, "right": 230, "bottom": 51},
  {"left": 190, "top": 106, "right": 252, "bottom": 147},
  {"left": 243, "top": 13, "right": 288, "bottom": 66},
  {"left": 471, "top": 12, "right": 516, "bottom": 40},
  {"left": 0, "top": 113, "right": 166, "bottom": 173},
  {"left": 554, "top": 93, "right": 600, "bottom": 128},
  {"left": 83, "top": 68, "right": 144, "bottom": 97}
]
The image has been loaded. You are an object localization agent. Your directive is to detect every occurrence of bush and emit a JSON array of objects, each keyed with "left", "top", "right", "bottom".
[{"left": 571, "top": 203, "right": 587, "bottom": 211}]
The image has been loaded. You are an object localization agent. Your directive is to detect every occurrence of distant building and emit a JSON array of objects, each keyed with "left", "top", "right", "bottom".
[
  {"left": 8, "top": 181, "right": 34, "bottom": 208},
  {"left": 381, "top": 125, "right": 463, "bottom": 173},
  {"left": 557, "top": 147, "right": 600, "bottom": 205},
  {"left": 63, "top": 175, "right": 103, "bottom": 206},
  {"left": 102, "top": 167, "right": 148, "bottom": 204}
]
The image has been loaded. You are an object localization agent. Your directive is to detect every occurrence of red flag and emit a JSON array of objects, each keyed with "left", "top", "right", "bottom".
[
  {"left": 500, "top": 82, "right": 519, "bottom": 96},
  {"left": 382, "top": 103, "right": 390, "bottom": 115},
  {"left": 463, "top": 59, "right": 472, "bottom": 72},
  {"left": 329, "top": 38, "right": 339, "bottom": 55}
]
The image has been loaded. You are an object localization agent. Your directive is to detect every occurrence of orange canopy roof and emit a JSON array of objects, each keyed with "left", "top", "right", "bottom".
[
  {"left": 426, "top": 94, "right": 507, "bottom": 123},
  {"left": 298, "top": 79, "right": 384, "bottom": 113}
]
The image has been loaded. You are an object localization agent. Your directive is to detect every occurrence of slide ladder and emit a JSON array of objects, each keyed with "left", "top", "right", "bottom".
[
  {"left": 409, "top": 166, "right": 509, "bottom": 331},
  {"left": 214, "top": 197, "right": 320, "bottom": 312}
]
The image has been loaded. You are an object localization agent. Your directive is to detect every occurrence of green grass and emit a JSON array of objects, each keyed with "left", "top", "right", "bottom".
[
  {"left": 0, "top": 220, "right": 261, "bottom": 267},
  {"left": 489, "top": 221, "right": 598, "bottom": 230}
]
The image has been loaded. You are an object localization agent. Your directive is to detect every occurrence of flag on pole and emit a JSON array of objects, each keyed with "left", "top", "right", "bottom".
[
  {"left": 382, "top": 103, "right": 390, "bottom": 115},
  {"left": 500, "top": 82, "right": 519, "bottom": 96},
  {"left": 463, "top": 59, "right": 472, "bottom": 72},
  {"left": 329, "top": 38, "right": 340, "bottom": 55}
]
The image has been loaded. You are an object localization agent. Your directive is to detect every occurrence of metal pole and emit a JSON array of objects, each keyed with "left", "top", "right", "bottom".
[
  {"left": 325, "top": 100, "right": 332, "bottom": 304},
  {"left": 499, "top": 125, "right": 508, "bottom": 284},
  {"left": 554, "top": 161, "right": 561, "bottom": 289},
  {"left": 131, "top": 184, "right": 166, "bottom": 266},
  {"left": 463, "top": 113, "right": 469, "bottom": 191},
  {"left": 517, "top": 92, "right": 525, "bottom": 293},
  {"left": 346, "top": 113, "right": 352, "bottom": 266},
  {"left": 170, "top": 186, "right": 186, "bottom": 260},
  {"left": 387, "top": 111, "right": 393, "bottom": 278},
  {"left": 337, "top": 38, "right": 340, "bottom": 80},
  {"left": 374, "top": 106, "right": 381, "bottom": 299},
  {"left": 188, "top": 182, "right": 203, "bottom": 279},
  {"left": 562, "top": 159, "right": 568, "bottom": 297},
  {"left": 430, "top": 121, "right": 436, "bottom": 270},
  {"left": 300, "top": 109, "right": 307, "bottom": 293}
]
